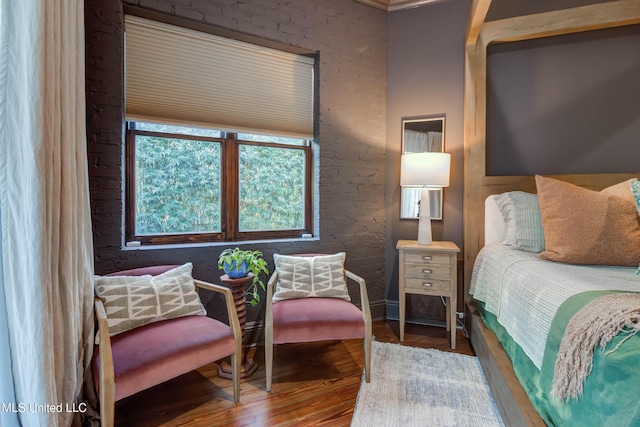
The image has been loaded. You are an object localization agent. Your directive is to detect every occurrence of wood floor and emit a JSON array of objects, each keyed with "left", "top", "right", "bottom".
[{"left": 114, "top": 320, "right": 474, "bottom": 426}]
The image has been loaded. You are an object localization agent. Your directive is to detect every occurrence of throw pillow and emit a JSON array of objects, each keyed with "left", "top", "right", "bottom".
[
  {"left": 272, "top": 253, "right": 350, "bottom": 303},
  {"left": 632, "top": 179, "right": 640, "bottom": 275},
  {"left": 494, "top": 191, "right": 545, "bottom": 253},
  {"left": 95, "top": 262, "right": 206, "bottom": 337},
  {"left": 632, "top": 179, "right": 640, "bottom": 216},
  {"left": 535, "top": 175, "right": 640, "bottom": 266}
]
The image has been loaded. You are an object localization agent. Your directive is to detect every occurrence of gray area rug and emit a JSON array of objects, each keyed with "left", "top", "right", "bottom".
[{"left": 351, "top": 341, "right": 504, "bottom": 427}]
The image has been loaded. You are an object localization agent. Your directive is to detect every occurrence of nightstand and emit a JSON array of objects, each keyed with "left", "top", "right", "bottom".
[{"left": 397, "top": 240, "right": 460, "bottom": 349}]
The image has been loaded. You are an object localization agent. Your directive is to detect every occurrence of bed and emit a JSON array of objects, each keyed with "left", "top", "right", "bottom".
[
  {"left": 462, "top": 2, "right": 640, "bottom": 426},
  {"left": 470, "top": 193, "right": 640, "bottom": 426}
]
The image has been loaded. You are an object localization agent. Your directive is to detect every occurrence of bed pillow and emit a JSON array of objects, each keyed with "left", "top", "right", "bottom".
[
  {"left": 272, "top": 253, "right": 350, "bottom": 303},
  {"left": 535, "top": 175, "right": 640, "bottom": 266},
  {"left": 633, "top": 179, "right": 640, "bottom": 275},
  {"left": 494, "top": 191, "right": 545, "bottom": 253},
  {"left": 94, "top": 262, "right": 206, "bottom": 337},
  {"left": 632, "top": 179, "right": 640, "bottom": 216}
]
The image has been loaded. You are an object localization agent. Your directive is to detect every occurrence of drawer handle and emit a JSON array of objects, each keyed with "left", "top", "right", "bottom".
[
  {"left": 423, "top": 269, "right": 432, "bottom": 274},
  {"left": 422, "top": 256, "right": 432, "bottom": 261},
  {"left": 423, "top": 282, "right": 433, "bottom": 287}
]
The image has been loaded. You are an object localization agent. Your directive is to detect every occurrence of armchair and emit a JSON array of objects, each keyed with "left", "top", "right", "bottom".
[
  {"left": 265, "top": 255, "right": 372, "bottom": 391},
  {"left": 92, "top": 265, "right": 242, "bottom": 427}
]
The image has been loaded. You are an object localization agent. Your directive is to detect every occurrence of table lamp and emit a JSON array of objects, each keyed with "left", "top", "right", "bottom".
[{"left": 400, "top": 152, "right": 451, "bottom": 245}]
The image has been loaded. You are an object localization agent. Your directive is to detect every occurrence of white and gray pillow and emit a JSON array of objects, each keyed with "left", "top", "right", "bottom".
[
  {"left": 94, "top": 262, "right": 206, "bottom": 337},
  {"left": 272, "top": 253, "right": 350, "bottom": 303},
  {"left": 494, "top": 191, "right": 545, "bottom": 253}
]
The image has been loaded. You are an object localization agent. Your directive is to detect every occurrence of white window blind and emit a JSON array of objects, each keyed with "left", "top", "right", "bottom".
[{"left": 125, "top": 15, "right": 315, "bottom": 139}]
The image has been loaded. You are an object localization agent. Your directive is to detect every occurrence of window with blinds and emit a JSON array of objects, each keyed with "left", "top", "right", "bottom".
[{"left": 123, "top": 15, "right": 316, "bottom": 245}]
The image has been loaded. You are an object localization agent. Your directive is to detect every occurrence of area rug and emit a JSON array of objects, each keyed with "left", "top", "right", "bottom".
[{"left": 351, "top": 341, "right": 504, "bottom": 427}]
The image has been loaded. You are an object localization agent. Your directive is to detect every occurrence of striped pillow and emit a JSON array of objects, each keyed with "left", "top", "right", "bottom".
[{"left": 494, "top": 191, "right": 545, "bottom": 253}]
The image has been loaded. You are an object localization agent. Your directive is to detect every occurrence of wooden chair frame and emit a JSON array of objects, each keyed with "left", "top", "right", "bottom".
[
  {"left": 94, "top": 279, "right": 242, "bottom": 427},
  {"left": 264, "top": 269, "right": 372, "bottom": 392}
]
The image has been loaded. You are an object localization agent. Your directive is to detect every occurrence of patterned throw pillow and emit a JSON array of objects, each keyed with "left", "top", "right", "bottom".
[
  {"left": 494, "top": 191, "right": 545, "bottom": 253},
  {"left": 272, "top": 253, "right": 350, "bottom": 303},
  {"left": 94, "top": 263, "right": 206, "bottom": 337}
]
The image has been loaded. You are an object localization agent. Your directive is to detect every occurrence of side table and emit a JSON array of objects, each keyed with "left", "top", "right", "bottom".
[
  {"left": 397, "top": 240, "right": 460, "bottom": 349},
  {"left": 218, "top": 273, "right": 258, "bottom": 378}
]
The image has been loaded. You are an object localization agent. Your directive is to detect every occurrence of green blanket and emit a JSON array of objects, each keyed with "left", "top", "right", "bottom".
[{"left": 479, "top": 291, "right": 640, "bottom": 427}]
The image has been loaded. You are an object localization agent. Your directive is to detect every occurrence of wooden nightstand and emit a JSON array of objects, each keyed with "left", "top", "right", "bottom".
[{"left": 397, "top": 240, "right": 461, "bottom": 349}]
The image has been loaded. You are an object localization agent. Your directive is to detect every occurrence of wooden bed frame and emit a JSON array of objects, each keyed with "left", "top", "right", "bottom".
[{"left": 462, "top": 1, "right": 640, "bottom": 425}]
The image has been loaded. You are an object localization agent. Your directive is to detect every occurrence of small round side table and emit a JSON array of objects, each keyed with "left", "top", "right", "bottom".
[{"left": 217, "top": 273, "right": 258, "bottom": 378}]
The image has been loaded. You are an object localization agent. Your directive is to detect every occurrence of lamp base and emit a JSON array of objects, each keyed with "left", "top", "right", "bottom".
[
  {"left": 417, "top": 190, "right": 433, "bottom": 245},
  {"left": 417, "top": 216, "right": 433, "bottom": 245}
]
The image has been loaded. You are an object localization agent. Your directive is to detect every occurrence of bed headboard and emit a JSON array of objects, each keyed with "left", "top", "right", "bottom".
[{"left": 462, "top": 1, "right": 640, "bottom": 308}]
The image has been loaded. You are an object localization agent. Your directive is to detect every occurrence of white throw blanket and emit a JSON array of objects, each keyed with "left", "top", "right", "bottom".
[
  {"left": 470, "top": 244, "right": 639, "bottom": 369},
  {"left": 552, "top": 293, "right": 640, "bottom": 401}
]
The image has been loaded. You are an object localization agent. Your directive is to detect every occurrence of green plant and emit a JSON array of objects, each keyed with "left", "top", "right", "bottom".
[{"left": 218, "top": 248, "right": 269, "bottom": 306}]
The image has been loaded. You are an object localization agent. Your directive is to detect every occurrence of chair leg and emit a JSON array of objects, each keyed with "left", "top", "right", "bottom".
[
  {"left": 100, "top": 381, "right": 115, "bottom": 427},
  {"left": 232, "top": 351, "right": 241, "bottom": 403},
  {"left": 266, "top": 331, "right": 273, "bottom": 391},
  {"left": 363, "top": 334, "right": 372, "bottom": 383}
]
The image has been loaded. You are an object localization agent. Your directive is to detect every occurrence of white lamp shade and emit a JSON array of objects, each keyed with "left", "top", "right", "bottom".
[{"left": 400, "top": 152, "right": 451, "bottom": 187}]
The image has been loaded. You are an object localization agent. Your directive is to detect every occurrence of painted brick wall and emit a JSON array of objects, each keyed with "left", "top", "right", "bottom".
[{"left": 85, "top": 0, "right": 387, "bottom": 325}]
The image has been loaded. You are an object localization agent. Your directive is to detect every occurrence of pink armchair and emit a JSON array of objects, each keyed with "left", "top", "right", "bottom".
[
  {"left": 92, "top": 265, "right": 242, "bottom": 426},
  {"left": 264, "top": 256, "right": 372, "bottom": 391}
]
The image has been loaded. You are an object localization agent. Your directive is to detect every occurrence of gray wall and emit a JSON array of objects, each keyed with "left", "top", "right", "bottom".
[
  {"left": 85, "top": 0, "right": 388, "bottom": 330},
  {"left": 487, "top": 24, "right": 640, "bottom": 176},
  {"left": 385, "top": 0, "right": 471, "bottom": 323}
]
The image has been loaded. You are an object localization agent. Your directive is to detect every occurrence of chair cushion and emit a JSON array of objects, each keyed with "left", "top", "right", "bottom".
[
  {"left": 272, "top": 297, "right": 365, "bottom": 344},
  {"left": 93, "top": 315, "right": 235, "bottom": 401}
]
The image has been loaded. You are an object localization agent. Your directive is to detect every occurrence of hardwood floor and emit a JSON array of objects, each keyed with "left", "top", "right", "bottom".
[{"left": 114, "top": 320, "right": 474, "bottom": 426}]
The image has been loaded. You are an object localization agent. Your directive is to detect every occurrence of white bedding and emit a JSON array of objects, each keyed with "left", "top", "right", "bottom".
[{"left": 470, "top": 244, "right": 639, "bottom": 369}]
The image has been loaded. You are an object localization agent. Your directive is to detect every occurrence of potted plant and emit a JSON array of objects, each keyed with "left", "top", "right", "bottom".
[{"left": 218, "top": 248, "right": 269, "bottom": 306}]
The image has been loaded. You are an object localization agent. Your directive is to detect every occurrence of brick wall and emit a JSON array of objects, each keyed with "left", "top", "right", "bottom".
[{"left": 85, "top": 0, "right": 387, "bottom": 325}]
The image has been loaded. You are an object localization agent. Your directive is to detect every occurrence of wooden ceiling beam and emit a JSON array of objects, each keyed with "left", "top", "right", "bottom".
[
  {"left": 481, "top": 0, "right": 640, "bottom": 46},
  {"left": 465, "top": 0, "right": 492, "bottom": 47}
]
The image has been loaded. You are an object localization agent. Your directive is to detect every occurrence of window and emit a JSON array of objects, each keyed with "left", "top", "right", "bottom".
[
  {"left": 126, "top": 122, "right": 313, "bottom": 245},
  {"left": 123, "top": 13, "right": 317, "bottom": 245}
]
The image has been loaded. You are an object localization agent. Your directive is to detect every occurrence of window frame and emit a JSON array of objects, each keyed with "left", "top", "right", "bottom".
[{"left": 125, "top": 122, "right": 314, "bottom": 245}]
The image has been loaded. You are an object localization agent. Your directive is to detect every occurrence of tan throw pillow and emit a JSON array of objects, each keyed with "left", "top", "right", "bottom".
[
  {"left": 272, "top": 253, "right": 350, "bottom": 303},
  {"left": 95, "top": 262, "right": 206, "bottom": 337},
  {"left": 535, "top": 175, "right": 640, "bottom": 266}
]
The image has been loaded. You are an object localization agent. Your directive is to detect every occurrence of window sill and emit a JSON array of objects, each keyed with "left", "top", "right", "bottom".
[{"left": 122, "top": 235, "right": 319, "bottom": 251}]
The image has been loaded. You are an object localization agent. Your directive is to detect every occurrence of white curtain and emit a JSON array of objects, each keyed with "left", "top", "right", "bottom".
[
  {"left": 0, "top": 208, "right": 19, "bottom": 427},
  {"left": 404, "top": 130, "right": 443, "bottom": 153},
  {"left": 0, "top": 0, "right": 95, "bottom": 426}
]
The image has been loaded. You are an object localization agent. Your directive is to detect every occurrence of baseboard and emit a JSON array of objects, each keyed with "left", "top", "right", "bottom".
[
  {"left": 386, "top": 299, "right": 465, "bottom": 331},
  {"left": 369, "top": 298, "right": 386, "bottom": 321}
]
